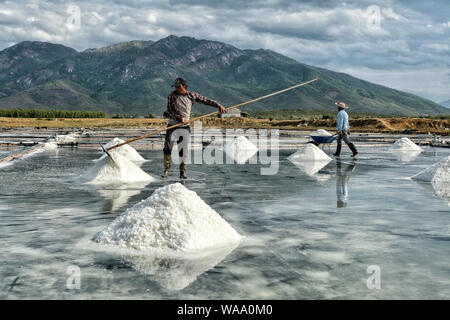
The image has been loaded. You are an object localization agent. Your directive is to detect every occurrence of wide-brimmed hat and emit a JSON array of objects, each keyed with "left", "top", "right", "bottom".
[
  {"left": 335, "top": 102, "right": 348, "bottom": 109},
  {"left": 172, "top": 77, "right": 187, "bottom": 87}
]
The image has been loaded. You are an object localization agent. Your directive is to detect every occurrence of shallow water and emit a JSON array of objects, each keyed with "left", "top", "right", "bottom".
[{"left": 0, "top": 145, "right": 449, "bottom": 299}]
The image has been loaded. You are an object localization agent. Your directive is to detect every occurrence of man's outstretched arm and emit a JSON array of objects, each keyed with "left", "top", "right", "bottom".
[{"left": 191, "top": 92, "right": 226, "bottom": 114}]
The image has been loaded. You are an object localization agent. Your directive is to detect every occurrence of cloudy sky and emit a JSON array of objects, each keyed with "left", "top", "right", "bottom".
[{"left": 0, "top": 0, "right": 449, "bottom": 103}]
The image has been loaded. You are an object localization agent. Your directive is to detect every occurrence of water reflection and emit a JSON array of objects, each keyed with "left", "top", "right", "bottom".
[
  {"left": 336, "top": 160, "right": 357, "bottom": 208},
  {"left": 224, "top": 148, "right": 258, "bottom": 164},
  {"left": 121, "top": 243, "right": 239, "bottom": 290},
  {"left": 394, "top": 150, "right": 422, "bottom": 162},
  {"left": 95, "top": 181, "right": 151, "bottom": 212},
  {"left": 415, "top": 181, "right": 450, "bottom": 207},
  {"left": 289, "top": 158, "right": 332, "bottom": 176}
]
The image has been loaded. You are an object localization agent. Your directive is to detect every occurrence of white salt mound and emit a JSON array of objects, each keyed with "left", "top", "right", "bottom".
[
  {"left": 77, "top": 153, "right": 155, "bottom": 185},
  {"left": 390, "top": 137, "right": 422, "bottom": 151},
  {"left": 288, "top": 143, "right": 332, "bottom": 162},
  {"left": 411, "top": 156, "right": 450, "bottom": 183},
  {"left": 94, "top": 183, "right": 242, "bottom": 252},
  {"left": 44, "top": 139, "right": 58, "bottom": 149},
  {"left": 103, "top": 137, "right": 145, "bottom": 163},
  {"left": 225, "top": 136, "right": 258, "bottom": 151},
  {"left": 224, "top": 136, "right": 258, "bottom": 164},
  {"left": 412, "top": 156, "right": 450, "bottom": 206},
  {"left": 56, "top": 134, "right": 78, "bottom": 144},
  {"left": 311, "top": 129, "right": 332, "bottom": 137}
]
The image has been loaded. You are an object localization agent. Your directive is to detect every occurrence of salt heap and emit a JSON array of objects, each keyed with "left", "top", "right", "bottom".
[
  {"left": 311, "top": 129, "right": 332, "bottom": 137},
  {"left": 224, "top": 136, "right": 258, "bottom": 164},
  {"left": 411, "top": 156, "right": 450, "bottom": 183},
  {"left": 411, "top": 156, "right": 450, "bottom": 205},
  {"left": 56, "top": 134, "right": 78, "bottom": 144},
  {"left": 390, "top": 137, "right": 423, "bottom": 152},
  {"left": 77, "top": 153, "right": 155, "bottom": 185},
  {"left": 102, "top": 137, "right": 145, "bottom": 163},
  {"left": 94, "top": 183, "right": 242, "bottom": 252},
  {"left": 43, "top": 138, "right": 58, "bottom": 149},
  {"left": 288, "top": 144, "right": 332, "bottom": 176},
  {"left": 288, "top": 144, "right": 332, "bottom": 162}
]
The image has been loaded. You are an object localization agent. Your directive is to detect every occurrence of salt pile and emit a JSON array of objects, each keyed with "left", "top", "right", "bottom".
[
  {"left": 56, "top": 134, "right": 78, "bottom": 144},
  {"left": 390, "top": 137, "right": 423, "bottom": 152},
  {"left": 224, "top": 136, "right": 258, "bottom": 164},
  {"left": 77, "top": 153, "right": 155, "bottom": 185},
  {"left": 102, "top": 137, "right": 145, "bottom": 163},
  {"left": 412, "top": 156, "right": 450, "bottom": 205},
  {"left": 311, "top": 129, "right": 332, "bottom": 137},
  {"left": 94, "top": 183, "right": 242, "bottom": 252},
  {"left": 288, "top": 144, "right": 332, "bottom": 176},
  {"left": 288, "top": 144, "right": 332, "bottom": 162},
  {"left": 411, "top": 156, "right": 450, "bottom": 183},
  {"left": 43, "top": 138, "right": 58, "bottom": 149}
]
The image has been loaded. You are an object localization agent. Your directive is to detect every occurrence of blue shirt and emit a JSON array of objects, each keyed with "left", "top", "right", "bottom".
[{"left": 336, "top": 110, "right": 350, "bottom": 131}]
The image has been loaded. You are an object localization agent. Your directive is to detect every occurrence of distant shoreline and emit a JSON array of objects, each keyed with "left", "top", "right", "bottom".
[{"left": 0, "top": 117, "right": 449, "bottom": 135}]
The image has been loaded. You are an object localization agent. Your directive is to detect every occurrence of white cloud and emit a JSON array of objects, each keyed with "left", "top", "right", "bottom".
[
  {"left": 382, "top": 7, "right": 406, "bottom": 22},
  {"left": 0, "top": 0, "right": 449, "bottom": 102},
  {"left": 336, "top": 66, "right": 450, "bottom": 103}
]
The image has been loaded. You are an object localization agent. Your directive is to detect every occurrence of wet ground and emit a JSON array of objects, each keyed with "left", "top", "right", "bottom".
[{"left": 0, "top": 144, "right": 449, "bottom": 299}]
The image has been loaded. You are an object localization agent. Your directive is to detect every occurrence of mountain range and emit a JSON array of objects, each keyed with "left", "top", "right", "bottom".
[
  {"left": 439, "top": 99, "right": 450, "bottom": 108},
  {"left": 0, "top": 35, "right": 448, "bottom": 117}
]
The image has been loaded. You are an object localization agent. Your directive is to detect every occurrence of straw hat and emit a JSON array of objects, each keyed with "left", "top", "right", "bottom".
[{"left": 335, "top": 102, "right": 348, "bottom": 109}]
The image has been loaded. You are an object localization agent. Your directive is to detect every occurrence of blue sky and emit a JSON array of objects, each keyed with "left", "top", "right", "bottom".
[{"left": 0, "top": 0, "right": 449, "bottom": 103}]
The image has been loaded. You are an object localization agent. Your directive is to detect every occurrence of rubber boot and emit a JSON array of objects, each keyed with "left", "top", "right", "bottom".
[
  {"left": 349, "top": 143, "right": 358, "bottom": 157},
  {"left": 161, "top": 153, "right": 171, "bottom": 178},
  {"left": 333, "top": 144, "right": 341, "bottom": 157},
  {"left": 179, "top": 162, "right": 187, "bottom": 179}
]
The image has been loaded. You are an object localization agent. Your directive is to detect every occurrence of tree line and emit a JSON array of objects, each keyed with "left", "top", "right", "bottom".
[{"left": 0, "top": 109, "right": 107, "bottom": 118}]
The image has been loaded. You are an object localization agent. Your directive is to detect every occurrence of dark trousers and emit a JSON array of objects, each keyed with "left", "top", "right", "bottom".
[
  {"left": 337, "top": 131, "right": 352, "bottom": 146},
  {"left": 335, "top": 130, "right": 358, "bottom": 155},
  {"left": 163, "top": 126, "right": 190, "bottom": 161}
]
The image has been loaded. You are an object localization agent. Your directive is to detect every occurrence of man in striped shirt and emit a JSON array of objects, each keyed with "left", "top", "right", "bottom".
[
  {"left": 162, "top": 77, "right": 226, "bottom": 179},
  {"left": 333, "top": 102, "right": 358, "bottom": 158}
]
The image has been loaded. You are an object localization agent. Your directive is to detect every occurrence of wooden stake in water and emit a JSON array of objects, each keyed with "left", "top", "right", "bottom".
[{"left": 106, "top": 78, "right": 318, "bottom": 152}]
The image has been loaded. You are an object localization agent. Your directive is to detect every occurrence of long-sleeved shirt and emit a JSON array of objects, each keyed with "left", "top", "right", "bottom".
[
  {"left": 336, "top": 109, "right": 350, "bottom": 131},
  {"left": 163, "top": 90, "right": 221, "bottom": 125}
]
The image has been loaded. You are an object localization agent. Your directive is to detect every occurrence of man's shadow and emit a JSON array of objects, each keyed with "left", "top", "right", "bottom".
[{"left": 336, "top": 159, "right": 357, "bottom": 208}]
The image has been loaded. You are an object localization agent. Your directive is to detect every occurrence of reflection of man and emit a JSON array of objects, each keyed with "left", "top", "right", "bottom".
[
  {"left": 336, "top": 160, "right": 357, "bottom": 208},
  {"left": 162, "top": 78, "right": 226, "bottom": 179}
]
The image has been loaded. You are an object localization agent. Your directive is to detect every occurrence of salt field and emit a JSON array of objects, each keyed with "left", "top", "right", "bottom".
[{"left": 0, "top": 141, "right": 450, "bottom": 299}]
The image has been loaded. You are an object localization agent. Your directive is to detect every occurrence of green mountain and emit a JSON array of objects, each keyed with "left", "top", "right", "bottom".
[{"left": 0, "top": 35, "right": 448, "bottom": 117}]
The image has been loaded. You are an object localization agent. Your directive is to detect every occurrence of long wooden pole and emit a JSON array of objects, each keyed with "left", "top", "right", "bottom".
[{"left": 107, "top": 78, "right": 318, "bottom": 151}]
